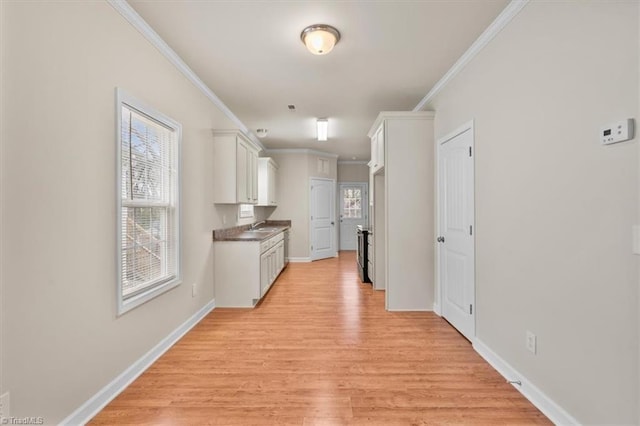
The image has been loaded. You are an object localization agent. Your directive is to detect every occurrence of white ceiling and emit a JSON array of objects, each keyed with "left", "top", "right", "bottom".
[{"left": 129, "top": 0, "right": 510, "bottom": 160}]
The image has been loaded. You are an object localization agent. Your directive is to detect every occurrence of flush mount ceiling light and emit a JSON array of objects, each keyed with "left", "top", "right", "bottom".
[
  {"left": 317, "top": 118, "right": 328, "bottom": 141},
  {"left": 300, "top": 24, "right": 341, "bottom": 55},
  {"left": 256, "top": 128, "right": 268, "bottom": 138}
]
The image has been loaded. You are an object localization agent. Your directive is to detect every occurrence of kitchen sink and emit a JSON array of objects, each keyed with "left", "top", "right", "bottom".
[{"left": 253, "top": 227, "right": 281, "bottom": 232}]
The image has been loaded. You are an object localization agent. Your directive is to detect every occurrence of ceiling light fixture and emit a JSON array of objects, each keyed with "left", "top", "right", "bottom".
[
  {"left": 300, "top": 24, "right": 341, "bottom": 55},
  {"left": 317, "top": 118, "right": 328, "bottom": 141},
  {"left": 256, "top": 128, "right": 268, "bottom": 138}
]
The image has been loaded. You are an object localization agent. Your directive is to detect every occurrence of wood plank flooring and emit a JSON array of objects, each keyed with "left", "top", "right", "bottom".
[{"left": 90, "top": 251, "right": 550, "bottom": 425}]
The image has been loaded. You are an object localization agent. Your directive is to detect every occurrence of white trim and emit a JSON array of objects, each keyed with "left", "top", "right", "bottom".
[
  {"left": 337, "top": 182, "right": 369, "bottom": 250},
  {"left": 386, "top": 308, "right": 433, "bottom": 312},
  {"left": 438, "top": 120, "right": 476, "bottom": 146},
  {"left": 287, "top": 257, "right": 312, "bottom": 263},
  {"left": 433, "top": 302, "right": 441, "bottom": 316},
  {"left": 264, "top": 148, "right": 339, "bottom": 158},
  {"left": 106, "top": 0, "right": 264, "bottom": 152},
  {"left": 309, "top": 177, "right": 338, "bottom": 261},
  {"left": 116, "top": 88, "right": 183, "bottom": 316},
  {"left": 473, "top": 339, "right": 579, "bottom": 425},
  {"left": 368, "top": 111, "right": 436, "bottom": 138},
  {"left": 436, "top": 120, "right": 475, "bottom": 339},
  {"left": 59, "top": 300, "right": 216, "bottom": 426},
  {"left": 337, "top": 160, "right": 369, "bottom": 165},
  {"left": 413, "top": 0, "right": 530, "bottom": 111}
]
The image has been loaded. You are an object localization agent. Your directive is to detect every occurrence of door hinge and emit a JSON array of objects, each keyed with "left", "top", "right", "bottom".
[
  {"left": 311, "top": 245, "right": 313, "bottom": 251},
  {"left": 469, "top": 146, "right": 472, "bottom": 157},
  {"left": 470, "top": 304, "right": 473, "bottom": 314},
  {"left": 470, "top": 225, "right": 473, "bottom": 235}
]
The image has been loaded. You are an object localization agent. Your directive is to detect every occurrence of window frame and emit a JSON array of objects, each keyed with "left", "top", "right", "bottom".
[
  {"left": 116, "top": 88, "right": 182, "bottom": 315},
  {"left": 239, "top": 204, "right": 255, "bottom": 219}
]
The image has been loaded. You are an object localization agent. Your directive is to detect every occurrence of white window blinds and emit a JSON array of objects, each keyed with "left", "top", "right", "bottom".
[{"left": 117, "top": 90, "right": 181, "bottom": 314}]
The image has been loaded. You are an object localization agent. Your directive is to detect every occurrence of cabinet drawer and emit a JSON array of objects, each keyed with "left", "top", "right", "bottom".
[{"left": 260, "top": 231, "right": 285, "bottom": 253}]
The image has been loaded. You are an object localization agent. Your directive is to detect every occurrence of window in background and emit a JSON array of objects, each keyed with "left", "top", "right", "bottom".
[
  {"left": 239, "top": 204, "right": 255, "bottom": 218},
  {"left": 117, "top": 89, "right": 181, "bottom": 315},
  {"left": 341, "top": 187, "right": 362, "bottom": 219}
]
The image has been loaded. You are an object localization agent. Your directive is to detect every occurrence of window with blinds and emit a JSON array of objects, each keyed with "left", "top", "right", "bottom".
[{"left": 117, "top": 89, "right": 181, "bottom": 315}]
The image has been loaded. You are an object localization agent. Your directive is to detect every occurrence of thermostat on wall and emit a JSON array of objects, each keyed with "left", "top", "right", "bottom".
[{"left": 601, "top": 118, "right": 634, "bottom": 145}]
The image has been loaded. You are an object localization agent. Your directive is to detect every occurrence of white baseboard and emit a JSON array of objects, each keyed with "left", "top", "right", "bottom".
[
  {"left": 386, "top": 307, "right": 433, "bottom": 312},
  {"left": 473, "top": 339, "right": 579, "bottom": 425},
  {"left": 59, "top": 299, "right": 216, "bottom": 426},
  {"left": 433, "top": 303, "right": 441, "bottom": 316},
  {"left": 288, "top": 257, "right": 311, "bottom": 263}
]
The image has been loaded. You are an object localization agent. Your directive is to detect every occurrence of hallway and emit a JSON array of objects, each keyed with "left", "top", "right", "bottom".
[{"left": 91, "top": 252, "right": 549, "bottom": 425}]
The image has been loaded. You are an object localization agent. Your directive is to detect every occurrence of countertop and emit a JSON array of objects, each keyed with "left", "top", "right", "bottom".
[{"left": 213, "top": 220, "right": 291, "bottom": 242}]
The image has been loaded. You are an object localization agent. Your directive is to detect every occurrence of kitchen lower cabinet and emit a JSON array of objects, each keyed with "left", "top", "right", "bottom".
[
  {"left": 215, "top": 231, "right": 285, "bottom": 307},
  {"left": 260, "top": 239, "right": 284, "bottom": 298}
]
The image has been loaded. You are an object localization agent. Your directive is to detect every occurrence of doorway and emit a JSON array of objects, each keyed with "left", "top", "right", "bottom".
[
  {"left": 437, "top": 121, "right": 476, "bottom": 341},
  {"left": 310, "top": 178, "right": 337, "bottom": 261},
  {"left": 338, "top": 183, "right": 368, "bottom": 250}
]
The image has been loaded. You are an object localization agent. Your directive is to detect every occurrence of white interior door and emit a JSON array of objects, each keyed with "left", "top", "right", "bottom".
[
  {"left": 338, "top": 183, "right": 367, "bottom": 250},
  {"left": 437, "top": 123, "right": 475, "bottom": 341},
  {"left": 310, "top": 178, "right": 336, "bottom": 261}
]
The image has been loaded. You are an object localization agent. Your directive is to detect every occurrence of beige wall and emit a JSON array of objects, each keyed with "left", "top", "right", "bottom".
[
  {"left": 337, "top": 163, "right": 369, "bottom": 183},
  {"left": 268, "top": 153, "right": 309, "bottom": 258},
  {"left": 428, "top": 1, "right": 638, "bottom": 423},
  {"left": 214, "top": 204, "right": 269, "bottom": 228},
  {"left": 0, "top": 1, "right": 246, "bottom": 422},
  {"left": 268, "top": 152, "right": 337, "bottom": 259},
  {"left": 308, "top": 153, "right": 338, "bottom": 180}
]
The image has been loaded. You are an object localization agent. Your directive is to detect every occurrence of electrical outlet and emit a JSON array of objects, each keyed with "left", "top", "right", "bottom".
[
  {"left": 0, "top": 391, "right": 10, "bottom": 418},
  {"left": 191, "top": 283, "right": 197, "bottom": 298},
  {"left": 526, "top": 331, "right": 537, "bottom": 354}
]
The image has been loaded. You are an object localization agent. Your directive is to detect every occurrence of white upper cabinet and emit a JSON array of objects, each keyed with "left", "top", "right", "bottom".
[
  {"left": 212, "top": 130, "right": 260, "bottom": 204},
  {"left": 369, "top": 122, "right": 385, "bottom": 174},
  {"left": 258, "top": 157, "right": 278, "bottom": 206}
]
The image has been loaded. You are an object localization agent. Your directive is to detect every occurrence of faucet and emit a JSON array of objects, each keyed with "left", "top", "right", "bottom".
[{"left": 250, "top": 221, "right": 266, "bottom": 230}]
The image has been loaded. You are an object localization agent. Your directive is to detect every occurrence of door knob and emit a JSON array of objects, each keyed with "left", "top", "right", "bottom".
[
  {"left": 331, "top": 222, "right": 335, "bottom": 225},
  {"left": 437, "top": 236, "right": 445, "bottom": 243}
]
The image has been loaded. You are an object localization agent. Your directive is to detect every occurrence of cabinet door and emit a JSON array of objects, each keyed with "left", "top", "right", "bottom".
[
  {"left": 250, "top": 150, "right": 259, "bottom": 203},
  {"left": 370, "top": 134, "right": 378, "bottom": 170},
  {"left": 268, "top": 162, "right": 277, "bottom": 205},
  {"left": 236, "top": 139, "right": 250, "bottom": 203},
  {"left": 270, "top": 250, "right": 276, "bottom": 282},
  {"left": 260, "top": 251, "right": 269, "bottom": 297},
  {"left": 278, "top": 241, "right": 285, "bottom": 272},
  {"left": 375, "top": 124, "right": 384, "bottom": 170},
  {"left": 369, "top": 169, "right": 374, "bottom": 206}
]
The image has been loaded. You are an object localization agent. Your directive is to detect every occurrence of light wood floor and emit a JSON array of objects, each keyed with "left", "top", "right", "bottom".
[{"left": 91, "top": 251, "right": 550, "bottom": 425}]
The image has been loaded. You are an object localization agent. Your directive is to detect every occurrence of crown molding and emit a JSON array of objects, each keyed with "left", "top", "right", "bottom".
[
  {"left": 413, "top": 0, "right": 530, "bottom": 111},
  {"left": 107, "top": 0, "right": 265, "bottom": 152},
  {"left": 368, "top": 111, "right": 436, "bottom": 138},
  {"left": 338, "top": 160, "right": 369, "bottom": 165},
  {"left": 265, "top": 148, "right": 339, "bottom": 159}
]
